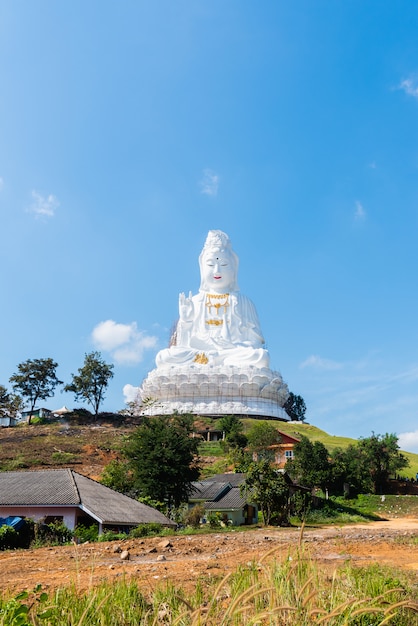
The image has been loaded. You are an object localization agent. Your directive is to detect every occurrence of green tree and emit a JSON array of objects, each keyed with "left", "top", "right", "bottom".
[
  {"left": 284, "top": 392, "right": 307, "bottom": 422},
  {"left": 331, "top": 433, "right": 409, "bottom": 495},
  {"left": 247, "top": 421, "right": 281, "bottom": 461},
  {"left": 0, "top": 385, "right": 24, "bottom": 420},
  {"left": 241, "top": 460, "right": 290, "bottom": 526},
  {"left": 357, "top": 433, "right": 408, "bottom": 494},
  {"left": 331, "top": 444, "right": 362, "bottom": 495},
  {"left": 286, "top": 436, "right": 332, "bottom": 492},
  {"left": 218, "top": 414, "right": 243, "bottom": 436},
  {"left": 219, "top": 415, "right": 248, "bottom": 449},
  {"left": 123, "top": 413, "right": 200, "bottom": 509},
  {"left": 9, "top": 358, "right": 62, "bottom": 424},
  {"left": 100, "top": 459, "right": 135, "bottom": 495},
  {"left": 64, "top": 351, "right": 114, "bottom": 416},
  {"left": 229, "top": 447, "right": 253, "bottom": 472},
  {"left": 0, "top": 385, "right": 8, "bottom": 408}
]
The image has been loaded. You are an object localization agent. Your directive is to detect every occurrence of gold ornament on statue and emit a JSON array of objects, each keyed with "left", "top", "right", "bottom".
[
  {"left": 193, "top": 352, "right": 209, "bottom": 364},
  {"left": 205, "top": 293, "right": 229, "bottom": 316}
]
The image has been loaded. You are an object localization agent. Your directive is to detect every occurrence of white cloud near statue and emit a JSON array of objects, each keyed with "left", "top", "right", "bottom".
[{"left": 92, "top": 320, "right": 157, "bottom": 365}]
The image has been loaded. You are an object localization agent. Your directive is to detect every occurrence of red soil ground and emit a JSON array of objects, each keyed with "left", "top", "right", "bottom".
[{"left": 0, "top": 518, "right": 417, "bottom": 596}]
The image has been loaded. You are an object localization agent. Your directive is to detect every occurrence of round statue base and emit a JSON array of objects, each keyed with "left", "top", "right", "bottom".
[{"left": 139, "top": 364, "right": 289, "bottom": 420}]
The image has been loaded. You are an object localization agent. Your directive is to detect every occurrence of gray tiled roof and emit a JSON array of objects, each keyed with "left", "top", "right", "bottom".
[
  {"left": 189, "top": 480, "right": 231, "bottom": 502},
  {"left": 72, "top": 472, "right": 173, "bottom": 526},
  {"left": 0, "top": 469, "right": 80, "bottom": 505},
  {"left": 0, "top": 469, "right": 175, "bottom": 527},
  {"left": 205, "top": 473, "right": 247, "bottom": 487},
  {"left": 204, "top": 487, "right": 247, "bottom": 510}
]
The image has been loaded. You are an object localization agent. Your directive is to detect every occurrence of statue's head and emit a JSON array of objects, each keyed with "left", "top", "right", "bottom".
[{"left": 199, "top": 230, "right": 239, "bottom": 292}]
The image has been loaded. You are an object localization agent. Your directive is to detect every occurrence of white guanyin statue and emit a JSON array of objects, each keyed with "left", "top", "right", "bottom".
[
  {"left": 139, "top": 230, "right": 289, "bottom": 419},
  {"left": 156, "top": 229, "right": 269, "bottom": 369}
]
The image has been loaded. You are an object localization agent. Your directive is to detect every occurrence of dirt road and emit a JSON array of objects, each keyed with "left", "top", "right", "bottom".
[{"left": 0, "top": 519, "right": 417, "bottom": 595}]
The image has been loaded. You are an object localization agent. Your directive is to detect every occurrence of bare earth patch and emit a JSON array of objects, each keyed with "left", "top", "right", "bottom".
[{"left": 0, "top": 519, "right": 417, "bottom": 596}]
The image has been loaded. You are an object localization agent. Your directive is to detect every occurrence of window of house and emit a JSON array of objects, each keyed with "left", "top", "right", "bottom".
[{"left": 285, "top": 450, "right": 294, "bottom": 459}]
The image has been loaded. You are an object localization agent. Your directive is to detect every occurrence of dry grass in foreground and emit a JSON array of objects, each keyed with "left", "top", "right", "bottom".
[{"left": 1, "top": 542, "right": 417, "bottom": 625}]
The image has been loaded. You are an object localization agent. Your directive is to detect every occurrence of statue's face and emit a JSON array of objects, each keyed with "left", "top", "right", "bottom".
[{"left": 201, "top": 249, "right": 235, "bottom": 292}]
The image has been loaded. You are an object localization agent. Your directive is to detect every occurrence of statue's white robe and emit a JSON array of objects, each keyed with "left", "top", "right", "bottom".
[{"left": 156, "top": 290, "right": 270, "bottom": 369}]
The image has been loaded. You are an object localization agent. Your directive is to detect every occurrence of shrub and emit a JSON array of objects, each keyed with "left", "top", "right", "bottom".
[
  {"left": 0, "top": 520, "right": 34, "bottom": 550},
  {"left": 183, "top": 504, "right": 205, "bottom": 528},
  {"left": 0, "top": 525, "right": 18, "bottom": 550},
  {"left": 207, "top": 512, "right": 222, "bottom": 528},
  {"left": 129, "top": 523, "right": 163, "bottom": 538},
  {"left": 33, "top": 521, "right": 73, "bottom": 546},
  {"left": 51, "top": 451, "right": 76, "bottom": 464},
  {"left": 98, "top": 530, "right": 127, "bottom": 542},
  {"left": 73, "top": 524, "right": 99, "bottom": 543}
]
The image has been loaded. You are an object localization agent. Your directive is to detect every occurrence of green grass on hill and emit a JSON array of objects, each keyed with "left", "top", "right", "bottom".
[
  {"left": 210, "top": 418, "right": 418, "bottom": 479},
  {"left": 242, "top": 420, "right": 358, "bottom": 452}
]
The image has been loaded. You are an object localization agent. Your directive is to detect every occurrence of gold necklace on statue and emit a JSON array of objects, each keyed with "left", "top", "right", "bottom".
[{"left": 205, "top": 293, "right": 229, "bottom": 325}]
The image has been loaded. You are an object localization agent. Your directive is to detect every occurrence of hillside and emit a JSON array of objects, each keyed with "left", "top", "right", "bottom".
[
  {"left": 0, "top": 415, "right": 417, "bottom": 480},
  {"left": 240, "top": 419, "right": 418, "bottom": 479},
  {"left": 0, "top": 418, "right": 134, "bottom": 481}
]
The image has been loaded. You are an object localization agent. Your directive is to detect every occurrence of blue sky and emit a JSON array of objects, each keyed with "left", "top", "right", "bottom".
[{"left": 1, "top": 1, "right": 418, "bottom": 453}]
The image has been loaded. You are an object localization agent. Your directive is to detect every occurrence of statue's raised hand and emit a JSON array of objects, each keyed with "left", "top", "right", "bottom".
[{"left": 179, "top": 291, "right": 194, "bottom": 322}]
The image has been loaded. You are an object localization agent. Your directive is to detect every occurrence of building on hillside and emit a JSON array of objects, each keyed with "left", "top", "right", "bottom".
[
  {"left": 194, "top": 427, "right": 225, "bottom": 442},
  {"left": 0, "top": 415, "right": 18, "bottom": 427},
  {"left": 21, "top": 407, "right": 52, "bottom": 422},
  {"left": 0, "top": 469, "right": 175, "bottom": 534},
  {"left": 52, "top": 406, "right": 72, "bottom": 417},
  {"left": 252, "top": 431, "right": 300, "bottom": 468}
]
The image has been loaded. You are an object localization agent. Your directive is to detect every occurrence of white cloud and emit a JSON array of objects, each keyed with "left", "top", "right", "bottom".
[
  {"left": 354, "top": 200, "right": 366, "bottom": 220},
  {"left": 92, "top": 320, "right": 133, "bottom": 350},
  {"left": 397, "top": 430, "right": 418, "bottom": 454},
  {"left": 199, "top": 168, "right": 219, "bottom": 196},
  {"left": 300, "top": 355, "right": 343, "bottom": 371},
  {"left": 399, "top": 77, "right": 418, "bottom": 99},
  {"left": 28, "top": 190, "right": 59, "bottom": 218},
  {"left": 123, "top": 383, "right": 140, "bottom": 404},
  {"left": 0, "top": 177, "right": 4, "bottom": 190},
  {"left": 92, "top": 319, "right": 158, "bottom": 365}
]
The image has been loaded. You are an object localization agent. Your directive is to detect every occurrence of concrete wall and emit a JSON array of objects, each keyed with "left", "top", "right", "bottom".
[{"left": 0, "top": 506, "right": 79, "bottom": 530}]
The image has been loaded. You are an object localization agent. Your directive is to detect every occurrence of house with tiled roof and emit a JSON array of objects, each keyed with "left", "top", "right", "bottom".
[
  {"left": 189, "top": 473, "right": 258, "bottom": 526},
  {"left": 252, "top": 430, "right": 301, "bottom": 467},
  {"left": 0, "top": 469, "right": 175, "bottom": 534}
]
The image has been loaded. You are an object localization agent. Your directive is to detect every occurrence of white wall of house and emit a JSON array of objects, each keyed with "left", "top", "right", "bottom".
[
  {"left": 0, "top": 417, "right": 16, "bottom": 427},
  {"left": 227, "top": 509, "right": 246, "bottom": 526},
  {"left": 0, "top": 506, "right": 79, "bottom": 530},
  {"left": 207, "top": 507, "right": 257, "bottom": 526}
]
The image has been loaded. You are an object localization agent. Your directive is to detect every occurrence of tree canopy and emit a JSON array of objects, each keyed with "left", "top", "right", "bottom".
[
  {"left": 122, "top": 413, "right": 200, "bottom": 509},
  {"left": 241, "top": 460, "right": 290, "bottom": 526},
  {"left": 9, "top": 358, "right": 62, "bottom": 424},
  {"left": 218, "top": 414, "right": 248, "bottom": 449},
  {"left": 283, "top": 392, "right": 306, "bottom": 422},
  {"left": 332, "top": 433, "right": 408, "bottom": 494},
  {"left": 247, "top": 421, "right": 281, "bottom": 461},
  {"left": 285, "top": 436, "right": 332, "bottom": 492},
  {"left": 286, "top": 433, "right": 409, "bottom": 496},
  {"left": 0, "top": 385, "right": 24, "bottom": 420},
  {"left": 0, "top": 385, "right": 11, "bottom": 416},
  {"left": 64, "top": 351, "right": 114, "bottom": 416}
]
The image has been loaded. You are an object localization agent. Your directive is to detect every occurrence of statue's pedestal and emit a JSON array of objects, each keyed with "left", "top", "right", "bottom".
[{"left": 139, "top": 364, "right": 289, "bottom": 420}]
